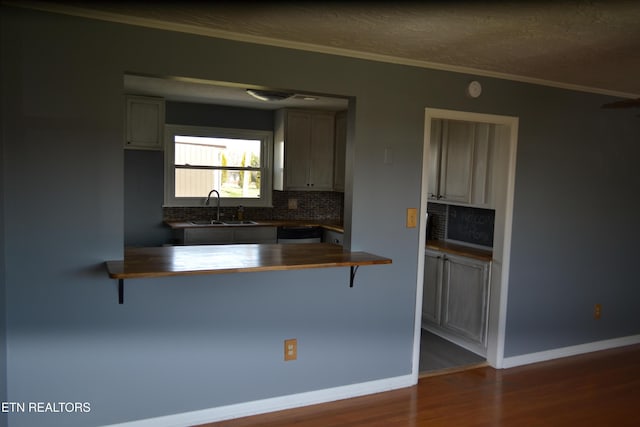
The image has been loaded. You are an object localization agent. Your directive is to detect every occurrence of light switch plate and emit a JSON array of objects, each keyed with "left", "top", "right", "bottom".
[{"left": 406, "top": 208, "right": 417, "bottom": 228}]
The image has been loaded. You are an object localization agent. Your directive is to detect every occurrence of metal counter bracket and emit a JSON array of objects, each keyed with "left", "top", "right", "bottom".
[
  {"left": 118, "top": 265, "right": 361, "bottom": 304},
  {"left": 350, "top": 266, "right": 359, "bottom": 288}
]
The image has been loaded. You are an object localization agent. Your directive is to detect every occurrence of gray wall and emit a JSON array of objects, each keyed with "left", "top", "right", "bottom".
[{"left": 2, "top": 5, "right": 639, "bottom": 426}]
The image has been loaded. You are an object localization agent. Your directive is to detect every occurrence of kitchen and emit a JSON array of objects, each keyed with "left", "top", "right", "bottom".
[{"left": 123, "top": 74, "right": 348, "bottom": 248}]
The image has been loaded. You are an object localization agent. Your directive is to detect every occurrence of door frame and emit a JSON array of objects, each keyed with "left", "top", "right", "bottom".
[{"left": 412, "top": 108, "right": 519, "bottom": 376}]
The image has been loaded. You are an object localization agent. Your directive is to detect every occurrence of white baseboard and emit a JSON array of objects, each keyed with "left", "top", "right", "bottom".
[
  {"left": 501, "top": 334, "right": 640, "bottom": 369},
  {"left": 104, "top": 374, "right": 415, "bottom": 427}
]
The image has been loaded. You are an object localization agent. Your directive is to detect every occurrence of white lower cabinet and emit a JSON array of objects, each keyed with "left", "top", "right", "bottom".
[
  {"left": 423, "top": 248, "right": 490, "bottom": 354},
  {"left": 177, "top": 226, "right": 277, "bottom": 245}
]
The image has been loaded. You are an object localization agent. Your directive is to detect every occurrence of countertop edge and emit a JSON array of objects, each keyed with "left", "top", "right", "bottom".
[
  {"left": 106, "top": 243, "right": 389, "bottom": 280},
  {"left": 165, "top": 220, "right": 344, "bottom": 233},
  {"left": 426, "top": 240, "right": 493, "bottom": 262}
]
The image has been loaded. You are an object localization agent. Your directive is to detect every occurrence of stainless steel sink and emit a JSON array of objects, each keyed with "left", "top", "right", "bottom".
[
  {"left": 222, "top": 220, "right": 258, "bottom": 225},
  {"left": 190, "top": 220, "right": 225, "bottom": 225}
]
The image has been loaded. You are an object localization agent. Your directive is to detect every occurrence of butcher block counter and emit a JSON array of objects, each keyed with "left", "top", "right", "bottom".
[
  {"left": 426, "top": 239, "right": 492, "bottom": 262},
  {"left": 105, "top": 243, "right": 391, "bottom": 303}
]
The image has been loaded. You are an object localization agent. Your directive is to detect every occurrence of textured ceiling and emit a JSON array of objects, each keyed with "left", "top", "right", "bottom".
[{"left": 22, "top": 1, "right": 640, "bottom": 97}]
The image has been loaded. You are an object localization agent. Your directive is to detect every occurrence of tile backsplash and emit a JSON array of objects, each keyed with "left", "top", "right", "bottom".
[
  {"left": 163, "top": 190, "right": 344, "bottom": 223},
  {"left": 426, "top": 202, "right": 447, "bottom": 240}
]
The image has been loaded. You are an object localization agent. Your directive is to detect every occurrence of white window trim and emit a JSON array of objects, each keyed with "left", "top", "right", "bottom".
[{"left": 164, "top": 124, "right": 273, "bottom": 207}]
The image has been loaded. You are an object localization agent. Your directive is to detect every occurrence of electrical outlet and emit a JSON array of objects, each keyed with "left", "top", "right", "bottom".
[
  {"left": 406, "top": 208, "right": 417, "bottom": 228},
  {"left": 288, "top": 199, "right": 298, "bottom": 210},
  {"left": 284, "top": 338, "right": 297, "bottom": 361},
  {"left": 594, "top": 304, "right": 602, "bottom": 320}
]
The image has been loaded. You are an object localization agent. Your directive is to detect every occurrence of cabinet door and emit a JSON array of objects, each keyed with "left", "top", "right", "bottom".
[
  {"left": 422, "top": 250, "right": 443, "bottom": 324},
  {"left": 285, "top": 111, "right": 312, "bottom": 189},
  {"left": 471, "top": 123, "right": 494, "bottom": 207},
  {"left": 125, "top": 95, "right": 165, "bottom": 150},
  {"left": 439, "top": 120, "right": 475, "bottom": 204},
  {"left": 333, "top": 111, "right": 347, "bottom": 192},
  {"left": 234, "top": 227, "right": 277, "bottom": 244},
  {"left": 183, "top": 228, "right": 234, "bottom": 245},
  {"left": 308, "top": 113, "right": 335, "bottom": 190},
  {"left": 441, "top": 254, "right": 489, "bottom": 346}
]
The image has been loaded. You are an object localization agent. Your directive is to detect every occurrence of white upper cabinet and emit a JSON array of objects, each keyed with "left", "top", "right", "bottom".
[
  {"left": 274, "top": 109, "right": 336, "bottom": 191},
  {"left": 439, "top": 119, "right": 475, "bottom": 204},
  {"left": 429, "top": 119, "right": 495, "bottom": 208},
  {"left": 124, "top": 95, "right": 165, "bottom": 150},
  {"left": 333, "top": 110, "right": 347, "bottom": 192}
]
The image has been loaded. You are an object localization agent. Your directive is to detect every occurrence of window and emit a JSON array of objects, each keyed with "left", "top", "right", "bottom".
[{"left": 164, "top": 125, "right": 273, "bottom": 207}]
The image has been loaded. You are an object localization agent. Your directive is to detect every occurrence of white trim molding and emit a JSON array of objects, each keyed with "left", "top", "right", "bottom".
[
  {"left": 104, "top": 374, "right": 415, "bottom": 427},
  {"left": 414, "top": 108, "right": 519, "bottom": 377},
  {"left": 501, "top": 335, "right": 640, "bottom": 369}
]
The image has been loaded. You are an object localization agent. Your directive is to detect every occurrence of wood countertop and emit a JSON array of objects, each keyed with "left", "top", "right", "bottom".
[
  {"left": 165, "top": 220, "right": 344, "bottom": 233},
  {"left": 106, "top": 243, "right": 390, "bottom": 280},
  {"left": 426, "top": 240, "right": 493, "bottom": 262}
]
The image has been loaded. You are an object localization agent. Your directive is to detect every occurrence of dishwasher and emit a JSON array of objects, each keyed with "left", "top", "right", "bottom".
[{"left": 277, "top": 226, "right": 322, "bottom": 243}]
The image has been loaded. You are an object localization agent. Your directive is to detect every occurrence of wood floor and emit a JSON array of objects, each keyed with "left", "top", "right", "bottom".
[{"left": 199, "top": 343, "right": 640, "bottom": 427}]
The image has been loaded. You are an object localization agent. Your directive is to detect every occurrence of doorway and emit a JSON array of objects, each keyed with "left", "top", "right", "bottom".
[{"left": 413, "top": 108, "right": 519, "bottom": 377}]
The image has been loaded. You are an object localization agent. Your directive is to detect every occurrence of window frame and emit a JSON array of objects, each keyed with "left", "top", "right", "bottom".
[{"left": 164, "top": 124, "right": 273, "bottom": 207}]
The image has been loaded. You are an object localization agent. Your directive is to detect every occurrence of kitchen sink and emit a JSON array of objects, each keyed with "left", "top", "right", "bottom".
[
  {"left": 190, "top": 220, "right": 225, "bottom": 225},
  {"left": 222, "top": 220, "right": 258, "bottom": 225}
]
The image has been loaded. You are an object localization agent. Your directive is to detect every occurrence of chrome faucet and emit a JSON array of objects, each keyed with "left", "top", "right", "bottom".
[{"left": 205, "top": 189, "right": 221, "bottom": 222}]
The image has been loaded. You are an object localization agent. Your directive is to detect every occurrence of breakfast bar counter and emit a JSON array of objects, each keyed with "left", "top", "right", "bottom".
[{"left": 105, "top": 243, "right": 392, "bottom": 303}]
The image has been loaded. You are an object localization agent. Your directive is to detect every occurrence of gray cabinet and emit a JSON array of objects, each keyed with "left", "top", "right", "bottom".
[
  {"left": 429, "top": 119, "right": 495, "bottom": 208},
  {"left": 274, "top": 109, "right": 336, "bottom": 191},
  {"left": 323, "top": 229, "right": 344, "bottom": 245},
  {"left": 422, "top": 250, "right": 443, "bottom": 324},
  {"left": 124, "top": 95, "right": 165, "bottom": 150},
  {"left": 423, "top": 248, "right": 490, "bottom": 354},
  {"left": 177, "top": 226, "right": 277, "bottom": 245}
]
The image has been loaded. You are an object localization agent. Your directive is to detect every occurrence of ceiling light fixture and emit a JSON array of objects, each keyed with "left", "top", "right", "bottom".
[{"left": 246, "top": 89, "right": 293, "bottom": 102}]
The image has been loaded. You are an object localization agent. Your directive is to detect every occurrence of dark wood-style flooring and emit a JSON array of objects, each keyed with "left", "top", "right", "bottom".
[{"left": 199, "top": 343, "right": 640, "bottom": 427}]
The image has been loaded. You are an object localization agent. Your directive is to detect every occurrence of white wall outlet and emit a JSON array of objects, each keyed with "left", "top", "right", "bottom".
[{"left": 288, "top": 199, "right": 298, "bottom": 209}]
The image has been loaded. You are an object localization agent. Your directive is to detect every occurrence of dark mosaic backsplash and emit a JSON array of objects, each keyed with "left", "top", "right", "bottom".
[{"left": 164, "top": 190, "right": 344, "bottom": 223}]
